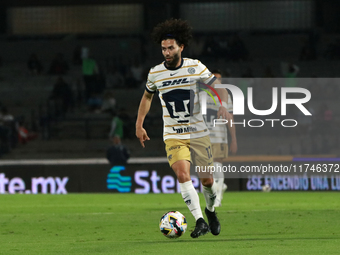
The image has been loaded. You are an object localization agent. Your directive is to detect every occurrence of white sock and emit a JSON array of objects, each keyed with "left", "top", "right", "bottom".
[
  {"left": 213, "top": 162, "right": 224, "bottom": 205},
  {"left": 213, "top": 162, "right": 224, "bottom": 180},
  {"left": 179, "top": 180, "right": 203, "bottom": 221},
  {"left": 202, "top": 182, "right": 217, "bottom": 212}
]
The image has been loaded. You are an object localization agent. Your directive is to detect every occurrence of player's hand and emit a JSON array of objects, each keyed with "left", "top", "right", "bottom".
[
  {"left": 136, "top": 127, "right": 150, "bottom": 148},
  {"left": 230, "top": 140, "right": 238, "bottom": 155},
  {"left": 217, "top": 106, "right": 232, "bottom": 122}
]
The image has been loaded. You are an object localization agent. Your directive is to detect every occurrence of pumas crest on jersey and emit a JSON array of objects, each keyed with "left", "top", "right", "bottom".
[{"left": 188, "top": 67, "right": 196, "bottom": 74}]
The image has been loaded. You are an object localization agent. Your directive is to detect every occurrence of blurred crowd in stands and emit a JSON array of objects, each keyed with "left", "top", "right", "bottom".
[{"left": 0, "top": 104, "right": 38, "bottom": 156}]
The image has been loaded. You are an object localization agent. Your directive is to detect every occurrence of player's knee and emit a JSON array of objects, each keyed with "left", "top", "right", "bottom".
[
  {"left": 201, "top": 177, "right": 214, "bottom": 187},
  {"left": 172, "top": 160, "right": 191, "bottom": 183},
  {"left": 176, "top": 171, "right": 191, "bottom": 183}
]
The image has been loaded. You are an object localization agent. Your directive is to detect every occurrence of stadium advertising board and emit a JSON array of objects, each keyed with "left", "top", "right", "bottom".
[
  {"left": 0, "top": 173, "right": 68, "bottom": 194},
  {"left": 0, "top": 161, "right": 239, "bottom": 194},
  {"left": 105, "top": 164, "right": 239, "bottom": 193},
  {"left": 0, "top": 159, "right": 339, "bottom": 193},
  {"left": 245, "top": 175, "right": 340, "bottom": 191}
]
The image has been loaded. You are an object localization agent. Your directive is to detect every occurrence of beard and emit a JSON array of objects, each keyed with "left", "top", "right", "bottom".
[{"left": 165, "top": 52, "right": 180, "bottom": 68}]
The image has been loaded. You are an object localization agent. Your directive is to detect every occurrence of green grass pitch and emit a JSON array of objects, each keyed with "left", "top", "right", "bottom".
[{"left": 0, "top": 192, "right": 339, "bottom": 255}]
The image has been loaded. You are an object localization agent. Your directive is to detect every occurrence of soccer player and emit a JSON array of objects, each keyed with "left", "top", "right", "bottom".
[
  {"left": 135, "top": 19, "right": 231, "bottom": 238},
  {"left": 203, "top": 70, "right": 238, "bottom": 207}
]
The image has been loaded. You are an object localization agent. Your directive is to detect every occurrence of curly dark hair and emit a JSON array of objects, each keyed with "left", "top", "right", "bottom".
[
  {"left": 151, "top": 19, "right": 192, "bottom": 47},
  {"left": 211, "top": 69, "right": 222, "bottom": 75}
]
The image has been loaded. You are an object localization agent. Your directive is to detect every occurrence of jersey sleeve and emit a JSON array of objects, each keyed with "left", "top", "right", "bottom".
[
  {"left": 145, "top": 71, "right": 157, "bottom": 93},
  {"left": 197, "top": 60, "right": 216, "bottom": 85}
]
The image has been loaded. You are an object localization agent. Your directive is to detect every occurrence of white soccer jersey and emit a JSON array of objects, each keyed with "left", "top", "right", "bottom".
[
  {"left": 146, "top": 58, "right": 216, "bottom": 141},
  {"left": 202, "top": 94, "right": 233, "bottom": 144}
]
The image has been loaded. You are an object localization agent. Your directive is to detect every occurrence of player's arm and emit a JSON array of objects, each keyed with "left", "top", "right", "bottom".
[
  {"left": 227, "top": 113, "right": 238, "bottom": 155},
  {"left": 135, "top": 90, "right": 154, "bottom": 148},
  {"left": 211, "top": 79, "right": 232, "bottom": 121}
]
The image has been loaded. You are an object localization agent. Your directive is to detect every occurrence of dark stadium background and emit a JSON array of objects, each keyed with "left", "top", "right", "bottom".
[{"left": 0, "top": 0, "right": 339, "bottom": 193}]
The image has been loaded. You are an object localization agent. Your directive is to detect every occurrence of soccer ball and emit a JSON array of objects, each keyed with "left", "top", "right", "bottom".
[
  {"left": 159, "top": 211, "right": 187, "bottom": 238},
  {"left": 262, "top": 184, "right": 272, "bottom": 192}
]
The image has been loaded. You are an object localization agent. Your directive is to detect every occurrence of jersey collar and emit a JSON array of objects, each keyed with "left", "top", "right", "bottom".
[{"left": 164, "top": 58, "right": 183, "bottom": 71}]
